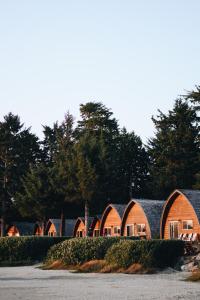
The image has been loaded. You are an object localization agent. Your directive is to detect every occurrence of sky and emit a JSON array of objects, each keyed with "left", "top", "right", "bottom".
[{"left": 0, "top": 0, "right": 200, "bottom": 142}]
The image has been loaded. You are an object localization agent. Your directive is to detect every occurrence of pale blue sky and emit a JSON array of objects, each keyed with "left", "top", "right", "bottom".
[{"left": 0, "top": 1, "right": 200, "bottom": 142}]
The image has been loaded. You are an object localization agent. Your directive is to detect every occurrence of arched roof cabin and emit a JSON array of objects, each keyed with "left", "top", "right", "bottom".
[
  {"left": 161, "top": 189, "right": 200, "bottom": 240},
  {"left": 121, "top": 199, "right": 164, "bottom": 239},
  {"left": 73, "top": 217, "right": 95, "bottom": 237},
  {"left": 100, "top": 204, "right": 126, "bottom": 236},
  {"left": 7, "top": 222, "right": 35, "bottom": 236},
  {"left": 45, "top": 219, "right": 76, "bottom": 237}
]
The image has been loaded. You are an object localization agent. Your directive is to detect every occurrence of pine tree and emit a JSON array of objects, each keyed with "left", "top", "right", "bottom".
[{"left": 148, "top": 99, "right": 199, "bottom": 198}]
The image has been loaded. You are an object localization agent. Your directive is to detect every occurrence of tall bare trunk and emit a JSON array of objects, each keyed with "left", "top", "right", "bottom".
[
  {"left": 85, "top": 201, "right": 89, "bottom": 237},
  {"left": 42, "top": 220, "right": 46, "bottom": 236},
  {"left": 60, "top": 210, "right": 65, "bottom": 237},
  {"left": 1, "top": 174, "right": 7, "bottom": 237}
]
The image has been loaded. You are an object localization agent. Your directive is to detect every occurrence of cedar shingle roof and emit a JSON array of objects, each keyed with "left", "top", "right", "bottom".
[
  {"left": 178, "top": 189, "right": 200, "bottom": 223},
  {"left": 134, "top": 199, "right": 165, "bottom": 238},
  {"left": 46, "top": 219, "right": 76, "bottom": 236}
]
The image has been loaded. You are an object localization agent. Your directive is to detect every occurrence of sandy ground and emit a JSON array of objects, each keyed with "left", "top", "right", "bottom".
[{"left": 0, "top": 266, "right": 199, "bottom": 300}]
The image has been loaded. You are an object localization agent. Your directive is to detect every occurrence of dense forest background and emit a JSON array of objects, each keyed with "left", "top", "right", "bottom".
[{"left": 1, "top": 86, "right": 200, "bottom": 231}]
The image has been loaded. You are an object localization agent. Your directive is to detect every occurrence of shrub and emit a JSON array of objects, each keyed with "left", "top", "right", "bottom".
[
  {"left": 0, "top": 236, "right": 68, "bottom": 264},
  {"left": 105, "top": 240, "right": 184, "bottom": 269},
  {"left": 46, "top": 237, "right": 121, "bottom": 265}
]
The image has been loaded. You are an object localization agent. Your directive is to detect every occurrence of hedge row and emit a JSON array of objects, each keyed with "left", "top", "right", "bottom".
[
  {"left": 0, "top": 236, "right": 69, "bottom": 264},
  {"left": 105, "top": 240, "right": 185, "bottom": 268},
  {"left": 45, "top": 238, "right": 184, "bottom": 269},
  {"left": 46, "top": 237, "right": 122, "bottom": 265}
]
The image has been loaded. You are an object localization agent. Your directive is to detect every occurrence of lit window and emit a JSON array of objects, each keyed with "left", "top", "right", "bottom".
[
  {"left": 137, "top": 224, "right": 146, "bottom": 233},
  {"left": 183, "top": 220, "right": 193, "bottom": 230},
  {"left": 114, "top": 227, "right": 120, "bottom": 235},
  {"left": 104, "top": 228, "right": 111, "bottom": 236}
]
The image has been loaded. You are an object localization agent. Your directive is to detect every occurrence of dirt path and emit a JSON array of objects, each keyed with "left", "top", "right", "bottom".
[{"left": 0, "top": 266, "right": 199, "bottom": 300}]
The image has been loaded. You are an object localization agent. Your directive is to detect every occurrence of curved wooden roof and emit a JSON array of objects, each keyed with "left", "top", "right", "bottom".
[
  {"left": 160, "top": 189, "right": 200, "bottom": 238},
  {"left": 100, "top": 203, "right": 126, "bottom": 235},
  {"left": 121, "top": 199, "right": 164, "bottom": 238}
]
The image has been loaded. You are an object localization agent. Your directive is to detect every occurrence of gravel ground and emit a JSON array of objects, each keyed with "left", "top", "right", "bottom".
[{"left": 0, "top": 266, "right": 199, "bottom": 300}]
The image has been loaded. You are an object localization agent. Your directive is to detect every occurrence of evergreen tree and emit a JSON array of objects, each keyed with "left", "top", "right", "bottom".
[
  {"left": 16, "top": 163, "right": 55, "bottom": 233},
  {"left": 148, "top": 99, "right": 199, "bottom": 198},
  {"left": 0, "top": 113, "right": 41, "bottom": 236},
  {"left": 116, "top": 128, "right": 150, "bottom": 200},
  {"left": 74, "top": 133, "right": 98, "bottom": 236}
]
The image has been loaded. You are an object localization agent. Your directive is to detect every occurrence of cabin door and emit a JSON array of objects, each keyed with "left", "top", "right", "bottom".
[{"left": 169, "top": 221, "right": 179, "bottom": 239}]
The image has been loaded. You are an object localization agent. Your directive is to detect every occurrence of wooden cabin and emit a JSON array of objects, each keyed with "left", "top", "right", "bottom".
[
  {"left": 73, "top": 217, "right": 97, "bottom": 237},
  {"left": 121, "top": 199, "right": 164, "bottom": 239},
  {"left": 6, "top": 222, "right": 35, "bottom": 236},
  {"left": 34, "top": 222, "right": 43, "bottom": 236},
  {"left": 90, "top": 216, "right": 101, "bottom": 237},
  {"left": 100, "top": 204, "right": 126, "bottom": 237},
  {"left": 45, "top": 219, "right": 76, "bottom": 237},
  {"left": 161, "top": 189, "right": 200, "bottom": 240}
]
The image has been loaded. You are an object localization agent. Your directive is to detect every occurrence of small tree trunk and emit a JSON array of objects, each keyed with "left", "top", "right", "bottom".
[
  {"left": 85, "top": 201, "right": 89, "bottom": 237},
  {"left": 42, "top": 219, "right": 46, "bottom": 236},
  {"left": 60, "top": 210, "right": 65, "bottom": 237}
]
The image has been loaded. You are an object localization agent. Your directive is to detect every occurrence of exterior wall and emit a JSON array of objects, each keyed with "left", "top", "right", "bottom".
[
  {"left": 7, "top": 226, "right": 20, "bottom": 237},
  {"left": 92, "top": 220, "right": 100, "bottom": 237},
  {"left": 35, "top": 226, "right": 43, "bottom": 236},
  {"left": 48, "top": 223, "right": 57, "bottom": 237},
  {"left": 75, "top": 220, "right": 85, "bottom": 237},
  {"left": 163, "top": 194, "right": 200, "bottom": 239},
  {"left": 123, "top": 203, "right": 151, "bottom": 239},
  {"left": 103, "top": 207, "right": 121, "bottom": 236}
]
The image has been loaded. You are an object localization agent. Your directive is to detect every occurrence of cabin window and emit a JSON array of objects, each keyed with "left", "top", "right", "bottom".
[
  {"left": 126, "top": 225, "right": 134, "bottom": 236},
  {"left": 114, "top": 226, "right": 120, "bottom": 235},
  {"left": 104, "top": 228, "right": 111, "bottom": 236},
  {"left": 183, "top": 220, "right": 193, "bottom": 230},
  {"left": 137, "top": 224, "right": 146, "bottom": 233},
  {"left": 77, "top": 230, "right": 83, "bottom": 237},
  {"left": 94, "top": 229, "right": 100, "bottom": 237}
]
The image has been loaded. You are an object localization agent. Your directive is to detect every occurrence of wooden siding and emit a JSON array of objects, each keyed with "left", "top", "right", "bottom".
[
  {"left": 103, "top": 207, "right": 121, "bottom": 236},
  {"left": 7, "top": 226, "right": 20, "bottom": 237},
  {"left": 164, "top": 194, "right": 200, "bottom": 239},
  {"left": 35, "top": 226, "right": 43, "bottom": 236},
  {"left": 92, "top": 219, "right": 100, "bottom": 237},
  {"left": 48, "top": 223, "right": 57, "bottom": 236},
  {"left": 123, "top": 203, "right": 151, "bottom": 239},
  {"left": 75, "top": 220, "right": 85, "bottom": 237}
]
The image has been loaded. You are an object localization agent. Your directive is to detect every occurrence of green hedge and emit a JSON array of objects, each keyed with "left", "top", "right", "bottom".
[
  {"left": 46, "top": 237, "right": 123, "bottom": 265},
  {"left": 105, "top": 240, "right": 184, "bottom": 268},
  {"left": 0, "top": 236, "right": 69, "bottom": 264}
]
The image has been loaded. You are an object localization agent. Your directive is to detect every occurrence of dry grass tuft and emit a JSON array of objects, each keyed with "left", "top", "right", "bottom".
[
  {"left": 125, "top": 263, "right": 156, "bottom": 274},
  {"left": 76, "top": 260, "right": 107, "bottom": 273},
  {"left": 42, "top": 260, "right": 74, "bottom": 270},
  {"left": 186, "top": 271, "right": 200, "bottom": 282}
]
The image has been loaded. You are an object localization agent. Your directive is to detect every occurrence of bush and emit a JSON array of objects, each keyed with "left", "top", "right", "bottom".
[
  {"left": 46, "top": 237, "right": 122, "bottom": 265},
  {"left": 105, "top": 240, "right": 184, "bottom": 269},
  {"left": 0, "top": 236, "right": 69, "bottom": 264}
]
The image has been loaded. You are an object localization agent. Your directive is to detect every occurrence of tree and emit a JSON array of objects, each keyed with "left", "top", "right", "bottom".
[
  {"left": 0, "top": 113, "right": 41, "bottom": 236},
  {"left": 148, "top": 99, "right": 199, "bottom": 198},
  {"left": 50, "top": 112, "right": 77, "bottom": 236},
  {"left": 75, "top": 133, "right": 98, "bottom": 236},
  {"left": 116, "top": 128, "right": 150, "bottom": 200},
  {"left": 16, "top": 163, "right": 55, "bottom": 233}
]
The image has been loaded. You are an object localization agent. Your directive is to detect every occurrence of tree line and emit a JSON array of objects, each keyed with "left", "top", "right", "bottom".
[{"left": 0, "top": 86, "right": 200, "bottom": 236}]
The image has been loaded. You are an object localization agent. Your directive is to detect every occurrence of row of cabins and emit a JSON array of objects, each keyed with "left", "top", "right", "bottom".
[{"left": 4, "top": 189, "right": 200, "bottom": 240}]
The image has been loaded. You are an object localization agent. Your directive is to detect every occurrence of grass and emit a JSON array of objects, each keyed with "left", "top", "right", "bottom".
[
  {"left": 186, "top": 271, "right": 200, "bottom": 282},
  {"left": 42, "top": 259, "right": 157, "bottom": 274}
]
